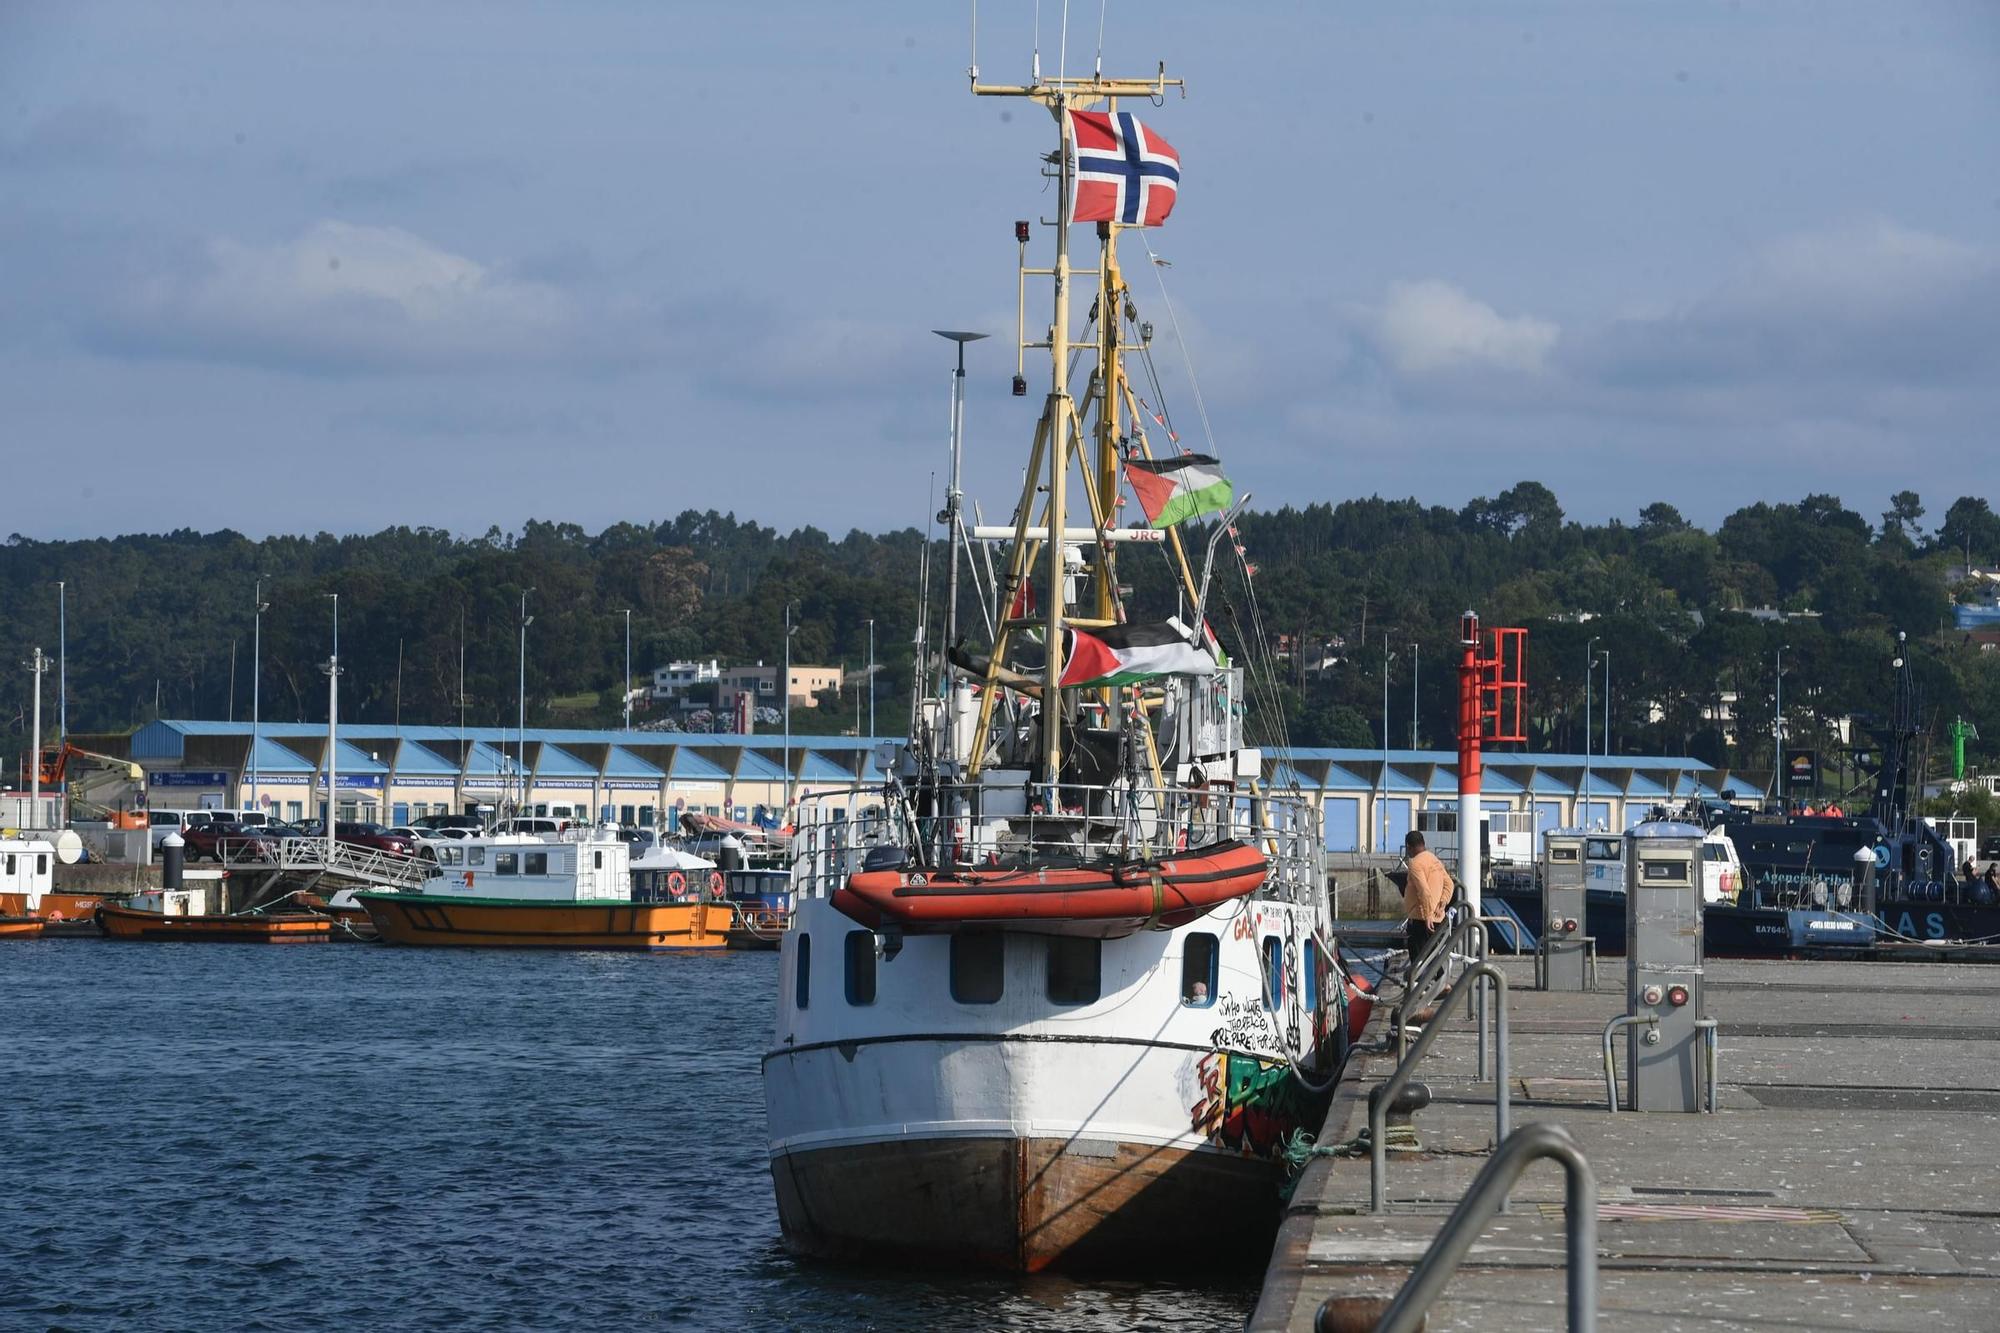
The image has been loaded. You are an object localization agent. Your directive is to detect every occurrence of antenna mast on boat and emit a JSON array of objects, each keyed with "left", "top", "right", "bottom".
[{"left": 968, "top": 54, "right": 1185, "bottom": 789}]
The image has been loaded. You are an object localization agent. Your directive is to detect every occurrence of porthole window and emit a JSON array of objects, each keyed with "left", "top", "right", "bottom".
[
  {"left": 796, "top": 934, "right": 812, "bottom": 1010},
  {"left": 1047, "top": 937, "right": 1101, "bottom": 1005},
  {"left": 950, "top": 933, "right": 1004, "bottom": 1004},
  {"left": 1262, "top": 936, "right": 1286, "bottom": 1010},
  {"left": 1182, "top": 933, "right": 1219, "bottom": 1006},
  {"left": 844, "top": 931, "right": 877, "bottom": 1006}
]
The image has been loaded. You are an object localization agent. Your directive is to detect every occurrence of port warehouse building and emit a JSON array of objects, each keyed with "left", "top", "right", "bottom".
[{"left": 86, "top": 721, "right": 1764, "bottom": 848}]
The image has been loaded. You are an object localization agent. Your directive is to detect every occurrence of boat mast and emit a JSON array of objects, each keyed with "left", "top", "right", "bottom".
[{"left": 969, "top": 62, "right": 1184, "bottom": 788}]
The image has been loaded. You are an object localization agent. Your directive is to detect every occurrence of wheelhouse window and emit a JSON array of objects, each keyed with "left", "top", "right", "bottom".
[
  {"left": 495, "top": 852, "right": 518, "bottom": 875},
  {"left": 844, "top": 931, "right": 877, "bottom": 1006},
  {"left": 796, "top": 933, "right": 811, "bottom": 1009},
  {"left": 1046, "top": 937, "right": 1101, "bottom": 1005},
  {"left": 1182, "top": 933, "right": 1218, "bottom": 1006},
  {"left": 438, "top": 846, "right": 463, "bottom": 866},
  {"left": 1304, "top": 938, "right": 1321, "bottom": 1013},
  {"left": 469, "top": 847, "right": 486, "bottom": 867},
  {"left": 525, "top": 852, "right": 549, "bottom": 875},
  {"left": 950, "top": 933, "right": 1004, "bottom": 1005},
  {"left": 1262, "top": 936, "right": 1286, "bottom": 1010}
]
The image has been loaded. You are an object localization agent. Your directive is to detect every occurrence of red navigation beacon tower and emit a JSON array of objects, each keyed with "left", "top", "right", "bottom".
[{"left": 1457, "top": 612, "right": 1527, "bottom": 912}]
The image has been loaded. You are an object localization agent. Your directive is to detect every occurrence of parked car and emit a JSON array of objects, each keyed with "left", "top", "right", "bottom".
[
  {"left": 334, "top": 822, "right": 417, "bottom": 857},
  {"left": 417, "top": 827, "right": 477, "bottom": 842},
  {"left": 182, "top": 822, "right": 278, "bottom": 863}
]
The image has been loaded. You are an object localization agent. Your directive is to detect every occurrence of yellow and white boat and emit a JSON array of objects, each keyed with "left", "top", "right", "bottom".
[{"left": 357, "top": 831, "right": 731, "bottom": 950}]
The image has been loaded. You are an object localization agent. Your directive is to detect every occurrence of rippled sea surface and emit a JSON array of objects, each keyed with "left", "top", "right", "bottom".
[{"left": 1, "top": 939, "right": 1253, "bottom": 1331}]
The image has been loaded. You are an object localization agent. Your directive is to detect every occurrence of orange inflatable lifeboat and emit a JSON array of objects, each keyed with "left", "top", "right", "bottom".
[{"left": 833, "top": 838, "right": 1266, "bottom": 937}]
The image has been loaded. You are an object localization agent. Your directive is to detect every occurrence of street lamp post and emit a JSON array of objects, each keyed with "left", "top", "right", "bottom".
[
  {"left": 252, "top": 578, "right": 269, "bottom": 815},
  {"left": 322, "top": 593, "right": 340, "bottom": 862},
  {"left": 1583, "top": 634, "right": 1600, "bottom": 830},
  {"left": 1410, "top": 641, "right": 1420, "bottom": 749},
  {"left": 518, "top": 588, "right": 535, "bottom": 815},
  {"left": 783, "top": 600, "right": 800, "bottom": 819},
  {"left": 1380, "top": 635, "right": 1395, "bottom": 851},
  {"left": 621, "top": 608, "right": 633, "bottom": 732},
  {"left": 56, "top": 581, "right": 65, "bottom": 752},
  {"left": 1602, "top": 650, "right": 1612, "bottom": 761},
  {"left": 1774, "top": 644, "right": 1789, "bottom": 802}
]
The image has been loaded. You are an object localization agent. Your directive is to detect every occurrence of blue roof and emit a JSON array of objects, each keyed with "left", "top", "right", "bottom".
[
  {"left": 393, "top": 740, "right": 461, "bottom": 776},
  {"left": 732, "top": 751, "right": 787, "bottom": 781},
  {"left": 533, "top": 744, "right": 598, "bottom": 777},
  {"left": 243, "top": 736, "right": 312, "bottom": 772},
  {"left": 603, "top": 746, "right": 665, "bottom": 780},
  {"left": 800, "top": 750, "right": 856, "bottom": 782},
  {"left": 669, "top": 749, "right": 731, "bottom": 781},
  {"left": 1623, "top": 771, "right": 1670, "bottom": 798}
]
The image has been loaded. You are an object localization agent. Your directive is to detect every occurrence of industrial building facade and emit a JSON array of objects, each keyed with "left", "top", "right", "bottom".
[{"left": 86, "top": 722, "right": 1763, "bottom": 847}]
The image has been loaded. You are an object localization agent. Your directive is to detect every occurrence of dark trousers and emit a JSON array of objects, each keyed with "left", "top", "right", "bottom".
[{"left": 1406, "top": 917, "right": 1438, "bottom": 969}]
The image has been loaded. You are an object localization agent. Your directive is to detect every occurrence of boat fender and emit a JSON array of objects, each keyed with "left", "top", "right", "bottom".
[
  {"left": 707, "top": 871, "right": 725, "bottom": 897},
  {"left": 665, "top": 870, "right": 687, "bottom": 899}
]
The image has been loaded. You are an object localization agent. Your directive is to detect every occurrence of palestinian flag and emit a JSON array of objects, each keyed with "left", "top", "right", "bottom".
[
  {"left": 1059, "top": 622, "right": 1218, "bottom": 689},
  {"left": 1125, "top": 454, "right": 1232, "bottom": 528}
]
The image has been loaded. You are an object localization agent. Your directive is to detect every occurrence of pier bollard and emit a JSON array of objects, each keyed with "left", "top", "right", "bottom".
[{"left": 162, "top": 833, "right": 184, "bottom": 891}]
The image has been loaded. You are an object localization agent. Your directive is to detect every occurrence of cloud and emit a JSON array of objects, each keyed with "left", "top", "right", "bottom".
[
  {"left": 94, "top": 220, "right": 599, "bottom": 373},
  {"left": 1372, "top": 279, "right": 1560, "bottom": 376},
  {"left": 0, "top": 102, "right": 148, "bottom": 169},
  {"left": 1571, "top": 220, "right": 2000, "bottom": 390}
]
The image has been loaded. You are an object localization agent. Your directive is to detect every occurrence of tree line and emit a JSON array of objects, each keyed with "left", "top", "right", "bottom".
[{"left": 4, "top": 488, "right": 1998, "bottom": 798}]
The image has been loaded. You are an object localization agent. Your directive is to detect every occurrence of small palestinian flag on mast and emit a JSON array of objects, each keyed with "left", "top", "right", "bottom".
[
  {"left": 1058, "top": 622, "right": 1219, "bottom": 689},
  {"left": 1125, "top": 454, "right": 1233, "bottom": 529}
]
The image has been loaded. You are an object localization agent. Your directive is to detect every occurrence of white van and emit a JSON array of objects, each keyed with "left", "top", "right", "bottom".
[
  {"left": 202, "top": 808, "right": 270, "bottom": 828},
  {"left": 147, "top": 809, "right": 214, "bottom": 851},
  {"left": 494, "top": 817, "right": 563, "bottom": 841}
]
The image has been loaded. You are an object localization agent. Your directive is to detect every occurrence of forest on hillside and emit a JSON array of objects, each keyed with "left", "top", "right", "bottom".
[{"left": 5, "top": 486, "right": 2000, "bottom": 802}]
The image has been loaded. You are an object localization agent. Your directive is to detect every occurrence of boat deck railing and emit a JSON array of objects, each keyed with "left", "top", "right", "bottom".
[{"left": 788, "top": 781, "right": 1322, "bottom": 905}]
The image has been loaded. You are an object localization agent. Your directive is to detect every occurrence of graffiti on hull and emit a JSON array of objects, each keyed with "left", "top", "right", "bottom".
[{"left": 1189, "top": 1049, "right": 1317, "bottom": 1158}]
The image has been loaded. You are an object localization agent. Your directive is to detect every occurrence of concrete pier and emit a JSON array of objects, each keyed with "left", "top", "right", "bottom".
[{"left": 1254, "top": 957, "right": 2000, "bottom": 1331}]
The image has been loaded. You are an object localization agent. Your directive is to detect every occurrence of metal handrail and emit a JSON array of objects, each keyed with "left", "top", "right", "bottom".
[
  {"left": 1362, "top": 1122, "right": 1598, "bottom": 1333},
  {"left": 1396, "top": 911, "right": 1483, "bottom": 1060},
  {"left": 1603, "top": 1013, "right": 1721, "bottom": 1113},
  {"left": 1478, "top": 912, "right": 1529, "bottom": 954},
  {"left": 789, "top": 780, "right": 1326, "bottom": 904},
  {"left": 1370, "top": 960, "right": 1512, "bottom": 1213}
]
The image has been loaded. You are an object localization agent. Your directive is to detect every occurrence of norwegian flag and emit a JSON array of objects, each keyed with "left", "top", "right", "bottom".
[{"left": 1067, "top": 110, "right": 1180, "bottom": 227}]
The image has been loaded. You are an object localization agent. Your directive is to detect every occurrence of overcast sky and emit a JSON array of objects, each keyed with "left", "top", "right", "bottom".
[{"left": 2, "top": 1, "right": 1995, "bottom": 541}]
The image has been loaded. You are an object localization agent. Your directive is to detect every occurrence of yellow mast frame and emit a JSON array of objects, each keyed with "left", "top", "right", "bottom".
[{"left": 964, "top": 66, "right": 1199, "bottom": 793}]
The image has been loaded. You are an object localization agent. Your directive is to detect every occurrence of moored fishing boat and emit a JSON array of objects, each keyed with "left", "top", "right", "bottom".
[
  {"left": 0, "top": 916, "right": 46, "bottom": 938},
  {"left": 765, "top": 47, "right": 1372, "bottom": 1275},
  {"left": 358, "top": 830, "right": 731, "bottom": 950},
  {"left": 0, "top": 833, "right": 109, "bottom": 928},
  {"left": 96, "top": 889, "right": 331, "bottom": 943}
]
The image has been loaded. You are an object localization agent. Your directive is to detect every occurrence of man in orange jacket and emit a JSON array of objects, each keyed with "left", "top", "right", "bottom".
[{"left": 1402, "top": 829, "right": 1454, "bottom": 966}]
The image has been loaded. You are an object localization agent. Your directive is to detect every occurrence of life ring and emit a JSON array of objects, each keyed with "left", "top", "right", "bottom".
[
  {"left": 707, "top": 870, "right": 724, "bottom": 895},
  {"left": 665, "top": 870, "right": 687, "bottom": 899}
]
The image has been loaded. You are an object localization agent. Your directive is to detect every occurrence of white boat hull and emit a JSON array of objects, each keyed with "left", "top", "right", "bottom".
[{"left": 764, "top": 896, "right": 1349, "bottom": 1271}]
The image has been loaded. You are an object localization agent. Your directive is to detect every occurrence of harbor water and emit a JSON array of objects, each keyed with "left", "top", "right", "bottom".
[{"left": 0, "top": 941, "right": 1252, "bottom": 1330}]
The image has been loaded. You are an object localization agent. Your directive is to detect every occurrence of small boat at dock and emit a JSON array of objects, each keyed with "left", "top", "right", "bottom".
[
  {"left": 96, "top": 889, "right": 332, "bottom": 943},
  {"left": 358, "top": 830, "right": 732, "bottom": 950},
  {"left": 0, "top": 916, "right": 46, "bottom": 938}
]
